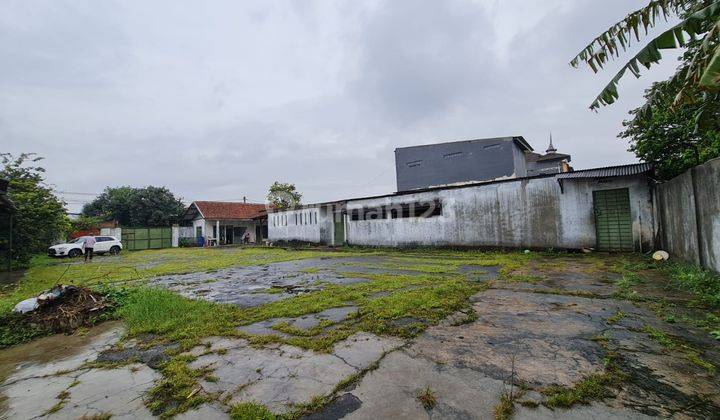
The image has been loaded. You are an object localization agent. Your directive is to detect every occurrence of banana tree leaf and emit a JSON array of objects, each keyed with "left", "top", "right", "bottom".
[
  {"left": 589, "top": 1, "right": 720, "bottom": 110},
  {"left": 699, "top": 45, "right": 720, "bottom": 89}
]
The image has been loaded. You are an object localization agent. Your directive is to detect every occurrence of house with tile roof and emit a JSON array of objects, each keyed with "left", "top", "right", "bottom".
[{"left": 182, "top": 200, "right": 268, "bottom": 245}]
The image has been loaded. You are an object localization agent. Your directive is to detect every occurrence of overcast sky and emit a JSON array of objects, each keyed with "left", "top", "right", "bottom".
[{"left": 2, "top": 0, "right": 682, "bottom": 212}]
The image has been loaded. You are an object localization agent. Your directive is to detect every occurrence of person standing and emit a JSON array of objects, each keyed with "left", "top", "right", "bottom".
[{"left": 83, "top": 235, "right": 97, "bottom": 262}]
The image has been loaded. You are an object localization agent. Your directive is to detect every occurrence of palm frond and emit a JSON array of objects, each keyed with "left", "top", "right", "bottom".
[
  {"left": 588, "top": 3, "right": 720, "bottom": 111},
  {"left": 570, "top": 0, "right": 695, "bottom": 72}
]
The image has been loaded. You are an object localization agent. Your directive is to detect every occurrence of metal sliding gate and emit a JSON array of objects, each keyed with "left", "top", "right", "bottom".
[{"left": 122, "top": 227, "right": 172, "bottom": 251}]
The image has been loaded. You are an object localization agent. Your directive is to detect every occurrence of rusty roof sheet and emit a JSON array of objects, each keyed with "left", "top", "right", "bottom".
[{"left": 556, "top": 162, "right": 652, "bottom": 179}]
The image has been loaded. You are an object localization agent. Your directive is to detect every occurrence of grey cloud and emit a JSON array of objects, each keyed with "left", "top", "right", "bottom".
[{"left": 1, "top": 0, "right": 681, "bottom": 212}]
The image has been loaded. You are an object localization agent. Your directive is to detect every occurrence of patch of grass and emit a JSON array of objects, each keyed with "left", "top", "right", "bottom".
[
  {"left": 663, "top": 262, "right": 720, "bottom": 308},
  {"left": 77, "top": 414, "right": 112, "bottom": 420},
  {"left": 643, "top": 326, "right": 716, "bottom": 374},
  {"left": 145, "top": 355, "right": 210, "bottom": 417},
  {"left": 643, "top": 326, "right": 674, "bottom": 347},
  {"left": 272, "top": 319, "right": 333, "bottom": 337},
  {"left": 0, "top": 247, "right": 359, "bottom": 313},
  {"left": 606, "top": 311, "right": 626, "bottom": 325},
  {"left": 616, "top": 272, "right": 643, "bottom": 291},
  {"left": 116, "top": 288, "right": 244, "bottom": 350},
  {"left": 493, "top": 393, "right": 515, "bottom": 420},
  {"left": 417, "top": 386, "right": 437, "bottom": 411},
  {"left": 0, "top": 312, "right": 49, "bottom": 348},
  {"left": 284, "top": 395, "right": 331, "bottom": 419},
  {"left": 230, "top": 402, "right": 276, "bottom": 420},
  {"left": 542, "top": 338, "right": 625, "bottom": 409},
  {"left": 43, "top": 388, "right": 72, "bottom": 416},
  {"left": 542, "top": 372, "right": 618, "bottom": 408},
  {"left": 505, "top": 274, "right": 544, "bottom": 284}
]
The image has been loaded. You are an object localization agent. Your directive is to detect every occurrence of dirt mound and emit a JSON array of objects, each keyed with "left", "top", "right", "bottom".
[{"left": 21, "top": 285, "right": 113, "bottom": 333}]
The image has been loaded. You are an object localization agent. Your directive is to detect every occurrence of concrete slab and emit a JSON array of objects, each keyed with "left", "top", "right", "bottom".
[
  {"left": 49, "top": 364, "right": 159, "bottom": 419},
  {"left": 188, "top": 333, "right": 405, "bottom": 414},
  {"left": 174, "top": 402, "right": 228, "bottom": 419},
  {"left": 346, "top": 350, "right": 505, "bottom": 419},
  {"left": 237, "top": 306, "right": 359, "bottom": 337}
]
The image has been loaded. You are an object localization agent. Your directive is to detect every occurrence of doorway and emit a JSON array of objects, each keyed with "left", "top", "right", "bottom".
[
  {"left": 233, "top": 226, "right": 246, "bottom": 244},
  {"left": 593, "top": 188, "right": 633, "bottom": 251},
  {"left": 333, "top": 213, "right": 345, "bottom": 246}
]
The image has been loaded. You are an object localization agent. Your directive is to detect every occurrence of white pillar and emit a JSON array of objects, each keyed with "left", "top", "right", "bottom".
[
  {"left": 216, "top": 220, "right": 220, "bottom": 245},
  {"left": 171, "top": 224, "right": 179, "bottom": 247}
]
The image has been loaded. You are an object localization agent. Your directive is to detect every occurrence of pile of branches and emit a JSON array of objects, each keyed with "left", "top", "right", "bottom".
[{"left": 22, "top": 285, "right": 112, "bottom": 333}]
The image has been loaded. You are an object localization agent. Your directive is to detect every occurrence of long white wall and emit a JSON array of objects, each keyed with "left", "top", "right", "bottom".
[
  {"left": 345, "top": 175, "right": 653, "bottom": 250},
  {"left": 269, "top": 174, "right": 655, "bottom": 251}
]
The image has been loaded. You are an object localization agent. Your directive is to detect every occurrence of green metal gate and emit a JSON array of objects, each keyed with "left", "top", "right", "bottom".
[
  {"left": 122, "top": 227, "right": 172, "bottom": 251},
  {"left": 593, "top": 188, "right": 633, "bottom": 251}
]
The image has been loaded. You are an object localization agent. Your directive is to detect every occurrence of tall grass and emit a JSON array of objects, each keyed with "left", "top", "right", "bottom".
[{"left": 665, "top": 262, "right": 720, "bottom": 308}]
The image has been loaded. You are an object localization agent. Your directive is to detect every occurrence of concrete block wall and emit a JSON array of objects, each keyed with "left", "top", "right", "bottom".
[
  {"left": 268, "top": 207, "right": 326, "bottom": 244},
  {"left": 657, "top": 158, "right": 720, "bottom": 272}
]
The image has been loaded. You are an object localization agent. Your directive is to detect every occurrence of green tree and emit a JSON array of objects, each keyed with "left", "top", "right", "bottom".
[
  {"left": 621, "top": 80, "right": 720, "bottom": 179},
  {"left": 69, "top": 215, "right": 103, "bottom": 232},
  {"left": 266, "top": 182, "right": 302, "bottom": 210},
  {"left": 571, "top": 0, "right": 720, "bottom": 111},
  {"left": 82, "top": 186, "right": 185, "bottom": 226},
  {"left": 0, "top": 153, "right": 70, "bottom": 264}
]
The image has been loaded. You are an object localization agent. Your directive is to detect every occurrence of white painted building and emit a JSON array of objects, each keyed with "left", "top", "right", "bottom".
[
  {"left": 182, "top": 201, "right": 268, "bottom": 245},
  {"left": 268, "top": 203, "right": 346, "bottom": 246}
]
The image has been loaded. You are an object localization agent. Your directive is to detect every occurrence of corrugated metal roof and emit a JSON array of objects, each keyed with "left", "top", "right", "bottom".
[{"left": 556, "top": 163, "right": 652, "bottom": 179}]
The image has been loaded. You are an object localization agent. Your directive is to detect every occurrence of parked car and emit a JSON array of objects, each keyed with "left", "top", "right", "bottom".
[{"left": 48, "top": 236, "right": 123, "bottom": 257}]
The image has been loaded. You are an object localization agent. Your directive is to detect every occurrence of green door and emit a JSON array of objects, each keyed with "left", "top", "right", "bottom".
[
  {"left": 333, "top": 214, "right": 345, "bottom": 246},
  {"left": 593, "top": 188, "right": 633, "bottom": 251}
]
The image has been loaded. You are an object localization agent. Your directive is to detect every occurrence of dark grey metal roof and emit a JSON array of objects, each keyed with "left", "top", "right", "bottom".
[
  {"left": 394, "top": 136, "right": 534, "bottom": 152},
  {"left": 556, "top": 163, "right": 652, "bottom": 179}
]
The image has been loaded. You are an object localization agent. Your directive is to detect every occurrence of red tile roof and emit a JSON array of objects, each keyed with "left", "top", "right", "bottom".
[{"left": 190, "top": 201, "right": 268, "bottom": 220}]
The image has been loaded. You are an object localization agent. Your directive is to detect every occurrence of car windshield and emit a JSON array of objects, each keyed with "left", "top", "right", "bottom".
[{"left": 70, "top": 237, "right": 86, "bottom": 243}]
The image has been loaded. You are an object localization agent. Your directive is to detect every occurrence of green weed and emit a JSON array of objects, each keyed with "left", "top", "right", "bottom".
[
  {"left": 230, "top": 402, "right": 276, "bottom": 420},
  {"left": 644, "top": 326, "right": 716, "bottom": 374},
  {"left": 417, "top": 386, "right": 437, "bottom": 411},
  {"left": 493, "top": 394, "right": 514, "bottom": 420},
  {"left": 146, "top": 355, "right": 210, "bottom": 417},
  {"left": 542, "top": 372, "right": 618, "bottom": 408}
]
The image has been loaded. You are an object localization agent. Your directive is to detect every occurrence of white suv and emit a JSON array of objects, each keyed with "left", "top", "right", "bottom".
[{"left": 48, "top": 236, "right": 123, "bottom": 257}]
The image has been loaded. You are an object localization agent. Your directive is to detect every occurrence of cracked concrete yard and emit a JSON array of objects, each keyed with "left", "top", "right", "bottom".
[{"left": 1, "top": 251, "right": 719, "bottom": 419}]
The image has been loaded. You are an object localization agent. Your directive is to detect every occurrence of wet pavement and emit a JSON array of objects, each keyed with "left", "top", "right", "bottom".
[
  {"left": 147, "top": 256, "right": 445, "bottom": 308},
  {"left": 1, "top": 253, "right": 719, "bottom": 419},
  {"left": 237, "top": 306, "right": 359, "bottom": 338},
  {"left": 148, "top": 257, "right": 380, "bottom": 307}
]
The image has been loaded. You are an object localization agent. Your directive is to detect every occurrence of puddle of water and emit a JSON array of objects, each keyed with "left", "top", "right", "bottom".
[
  {"left": 0, "top": 321, "right": 122, "bottom": 384},
  {"left": 0, "top": 269, "right": 25, "bottom": 294},
  {"left": 0, "top": 321, "right": 122, "bottom": 418}
]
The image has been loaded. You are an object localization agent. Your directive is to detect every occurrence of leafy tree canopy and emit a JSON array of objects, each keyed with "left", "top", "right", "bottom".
[
  {"left": 82, "top": 186, "right": 185, "bottom": 227},
  {"left": 622, "top": 79, "right": 720, "bottom": 179},
  {"left": 267, "top": 182, "right": 302, "bottom": 210},
  {"left": 69, "top": 215, "right": 103, "bottom": 232},
  {"left": 0, "top": 153, "right": 69, "bottom": 264}
]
